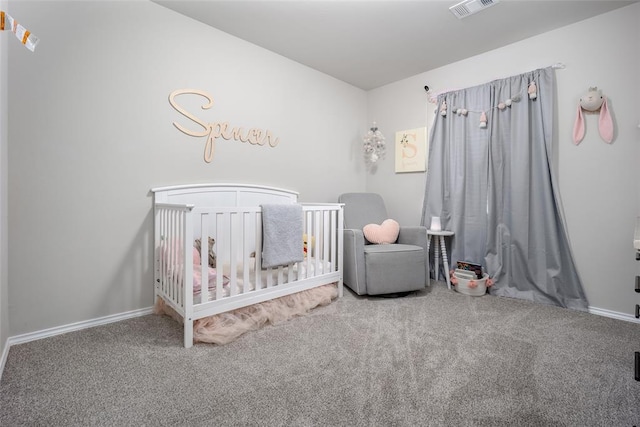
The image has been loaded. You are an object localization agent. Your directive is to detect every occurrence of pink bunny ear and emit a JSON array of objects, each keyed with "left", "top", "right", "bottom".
[
  {"left": 572, "top": 103, "right": 585, "bottom": 144},
  {"left": 598, "top": 96, "right": 613, "bottom": 143}
]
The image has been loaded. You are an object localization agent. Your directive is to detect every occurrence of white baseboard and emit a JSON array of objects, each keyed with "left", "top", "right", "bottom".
[
  {"left": 0, "top": 337, "right": 9, "bottom": 383},
  {"left": 588, "top": 306, "right": 640, "bottom": 324},
  {"left": 0, "top": 306, "right": 153, "bottom": 381},
  {"left": 6, "top": 306, "right": 153, "bottom": 348},
  {"left": 0, "top": 308, "right": 149, "bottom": 381}
]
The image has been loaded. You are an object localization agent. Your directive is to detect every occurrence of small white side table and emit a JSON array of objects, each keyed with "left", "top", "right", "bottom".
[{"left": 427, "top": 230, "right": 455, "bottom": 289}]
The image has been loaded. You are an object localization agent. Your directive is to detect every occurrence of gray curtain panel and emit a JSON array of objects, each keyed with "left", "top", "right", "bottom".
[{"left": 422, "top": 67, "right": 589, "bottom": 310}]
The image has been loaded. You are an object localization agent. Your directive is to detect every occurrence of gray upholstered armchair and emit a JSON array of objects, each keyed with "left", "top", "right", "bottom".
[{"left": 338, "top": 193, "right": 428, "bottom": 296}]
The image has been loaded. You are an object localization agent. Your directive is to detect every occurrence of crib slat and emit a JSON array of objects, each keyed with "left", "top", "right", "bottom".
[
  {"left": 288, "top": 261, "right": 294, "bottom": 283},
  {"left": 329, "top": 211, "right": 338, "bottom": 271},
  {"left": 314, "top": 210, "right": 320, "bottom": 277},
  {"left": 229, "top": 211, "right": 238, "bottom": 296},
  {"left": 175, "top": 210, "right": 180, "bottom": 304},
  {"left": 305, "top": 210, "right": 312, "bottom": 279},
  {"left": 242, "top": 212, "right": 250, "bottom": 294},
  {"left": 200, "top": 213, "right": 209, "bottom": 304},
  {"left": 170, "top": 209, "right": 177, "bottom": 304},
  {"left": 164, "top": 209, "right": 170, "bottom": 300},
  {"left": 277, "top": 266, "right": 284, "bottom": 285},
  {"left": 166, "top": 209, "right": 173, "bottom": 301},
  {"left": 255, "top": 212, "right": 262, "bottom": 290},
  {"left": 215, "top": 212, "right": 225, "bottom": 302},
  {"left": 166, "top": 209, "right": 172, "bottom": 300},
  {"left": 177, "top": 209, "right": 184, "bottom": 306},
  {"left": 266, "top": 267, "right": 273, "bottom": 288},
  {"left": 323, "top": 210, "right": 330, "bottom": 274}
]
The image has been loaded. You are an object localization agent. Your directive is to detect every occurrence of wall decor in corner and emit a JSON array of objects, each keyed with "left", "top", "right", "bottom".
[
  {"left": 395, "top": 127, "right": 427, "bottom": 173},
  {"left": 572, "top": 86, "right": 614, "bottom": 145},
  {"left": 168, "top": 89, "right": 280, "bottom": 163},
  {"left": 0, "top": 10, "right": 39, "bottom": 51}
]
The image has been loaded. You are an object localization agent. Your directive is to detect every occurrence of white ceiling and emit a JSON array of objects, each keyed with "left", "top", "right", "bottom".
[{"left": 153, "top": 0, "right": 636, "bottom": 90}]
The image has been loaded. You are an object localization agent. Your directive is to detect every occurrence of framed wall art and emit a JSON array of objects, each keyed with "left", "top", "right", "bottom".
[{"left": 395, "top": 127, "right": 427, "bottom": 173}]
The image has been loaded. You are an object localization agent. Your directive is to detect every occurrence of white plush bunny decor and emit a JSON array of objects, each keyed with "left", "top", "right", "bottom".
[{"left": 572, "top": 87, "right": 613, "bottom": 145}]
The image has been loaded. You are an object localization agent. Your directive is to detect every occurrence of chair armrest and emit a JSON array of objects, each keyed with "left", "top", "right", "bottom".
[
  {"left": 398, "top": 226, "right": 429, "bottom": 286},
  {"left": 343, "top": 229, "right": 367, "bottom": 295},
  {"left": 397, "top": 226, "right": 428, "bottom": 249}
]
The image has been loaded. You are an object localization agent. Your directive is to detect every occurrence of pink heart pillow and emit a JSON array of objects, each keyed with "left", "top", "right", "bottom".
[{"left": 363, "top": 219, "right": 400, "bottom": 244}]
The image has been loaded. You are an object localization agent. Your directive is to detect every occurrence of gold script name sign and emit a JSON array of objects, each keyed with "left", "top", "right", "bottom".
[{"left": 168, "top": 89, "right": 280, "bottom": 163}]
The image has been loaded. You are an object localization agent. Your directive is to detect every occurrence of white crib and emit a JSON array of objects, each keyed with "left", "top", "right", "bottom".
[{"left": 151, "top": 183, "right": 344, "bottom": 348}]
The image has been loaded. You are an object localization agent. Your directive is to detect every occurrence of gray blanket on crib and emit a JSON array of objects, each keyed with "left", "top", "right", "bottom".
[{"left": 261, "top": 203, "right": 304, "bottom": 268}]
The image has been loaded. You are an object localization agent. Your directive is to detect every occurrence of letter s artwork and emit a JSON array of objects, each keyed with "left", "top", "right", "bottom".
[{"left": 395, "top": 127, "right": 427, "bottom": 173}]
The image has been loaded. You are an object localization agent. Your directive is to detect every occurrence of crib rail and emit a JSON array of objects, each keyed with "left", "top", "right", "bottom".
[
  {"left": 154, "top": 203, "right": 195, "bottom": 320},
  {"left": 190, "top": 203, "right": 343, "bottom": 304},
  {"left": 154, "top": 201, "right": 343, "bottom": 347}
]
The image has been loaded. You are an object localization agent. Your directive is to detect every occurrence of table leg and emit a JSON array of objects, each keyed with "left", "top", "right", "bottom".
[
  {"left": 440, "top": 236, "right": 451, "bottom": 290},
  {"left": 426, "top": 235, "right": 431, "bottom": 287},
  {"left": 434, "top": 236, "right": 440, "bottom": 282}
]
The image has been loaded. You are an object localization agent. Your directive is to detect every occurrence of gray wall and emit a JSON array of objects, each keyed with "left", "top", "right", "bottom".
[
  {"left": 366, "top": 3, "right": 640, "bottom": 315},
  {"left": 7, "top": 1, "right": 367, "bottom": 336},
  {"left": 5, "top": 0, "right": 639, "bottom": 340},
  {"left": 1, "top": 0, "right": 9, "bottom": 358}
]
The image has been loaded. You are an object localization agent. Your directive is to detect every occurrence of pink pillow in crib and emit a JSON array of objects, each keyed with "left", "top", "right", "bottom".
[
  {"left": 363, "top": 219, "right": 400, "bottom": 244},
  {"left": 193, "top": 265, "right": 228, "bottom": 293}
]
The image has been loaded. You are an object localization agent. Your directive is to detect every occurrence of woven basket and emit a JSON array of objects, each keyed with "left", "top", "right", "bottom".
[{"left": 453, "top": 272, "right": 488, "bottom": 296}]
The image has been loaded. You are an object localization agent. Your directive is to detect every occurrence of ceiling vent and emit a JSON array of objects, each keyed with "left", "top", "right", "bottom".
[{"left": 449, "top": 0, "right": 499, "bottom": 19}]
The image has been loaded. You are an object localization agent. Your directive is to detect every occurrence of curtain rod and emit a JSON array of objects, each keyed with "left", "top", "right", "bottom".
[{"left": 424, "top": 62, "right": 566, "bottom": 101}]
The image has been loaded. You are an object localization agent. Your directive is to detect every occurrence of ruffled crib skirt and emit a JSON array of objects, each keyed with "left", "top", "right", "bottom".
[{"left": 154, "top": 283, "right": 338, "bottom": 345}]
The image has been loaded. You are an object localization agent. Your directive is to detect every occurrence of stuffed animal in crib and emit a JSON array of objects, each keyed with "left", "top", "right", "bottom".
[
  {"left": 303, "top": 234, "right": 315, "bottom": 257},
  {"left": 194, "top": 237, "right": 217, "bottom": 268},
  {"left": 573, "top": 87, "right": 613, "bottom": 145}
]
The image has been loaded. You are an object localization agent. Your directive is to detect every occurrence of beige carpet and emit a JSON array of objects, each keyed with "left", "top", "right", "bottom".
[{"left": 1, "top": 282, "right": 639, "bottom": 426}]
